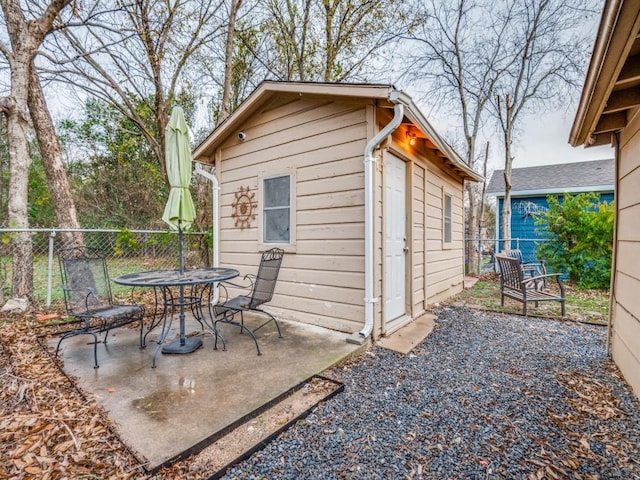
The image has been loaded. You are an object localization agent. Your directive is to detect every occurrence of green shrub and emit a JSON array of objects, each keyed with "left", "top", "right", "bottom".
[{"left": 535, "top": 193, "right": 614, "bottom": 289}]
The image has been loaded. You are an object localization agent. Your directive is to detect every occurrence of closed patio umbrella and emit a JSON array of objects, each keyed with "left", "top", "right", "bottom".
[
  {"left": 162, "top": 106, "right": 196, "bottom": 272},
  {"left": 161, "top": 106, "right": 199, "bottom": 354}
]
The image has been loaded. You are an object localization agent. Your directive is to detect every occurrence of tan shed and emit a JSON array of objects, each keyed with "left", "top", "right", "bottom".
[
  {"left": 194, "top": 81, "right": 481, "bottom": 343},
  {"left": 570, "top": 0, "right": 640, "bottom": 399}
]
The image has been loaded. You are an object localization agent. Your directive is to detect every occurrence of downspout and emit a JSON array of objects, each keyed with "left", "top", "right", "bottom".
[
  {"left": 354, "top": 91, "right": 410, "bottom": 342},
  {"left": 194, "top": 162, "right": 221, "bottom": 301}
]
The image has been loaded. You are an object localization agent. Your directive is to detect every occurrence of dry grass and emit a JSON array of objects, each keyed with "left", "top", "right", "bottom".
[{"left": 448, "top": 274, "right": 609, "bottom": 325}]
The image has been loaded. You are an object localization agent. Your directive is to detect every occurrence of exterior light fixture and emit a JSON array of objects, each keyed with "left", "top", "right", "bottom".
[{"left": 407, "top": 130, "right": 417, "bottom": 146}]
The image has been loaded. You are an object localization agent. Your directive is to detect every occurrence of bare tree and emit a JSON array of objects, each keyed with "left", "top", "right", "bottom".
[
  {"left": 219, "top": 0, "right": 244, "bottom": 123},
  {"left": 28, "top": 67, "right": 83, "bottom": 249},
  {"left": 404, "top": 0, "right": 514, "bottom": 275},
  {"left": 48, "top": 0, "right": 227, "bottom": 179},
  {"left": 194, "top": 0, "right": 245, "bottom": 265},
  {"left": 0, "top": 0, "right": 72, "bottom": 306},
  {"left": 261, "top": 0, "right": 413, "bottom": 82},
  {"left": 493, "top": 0, "right": 597, "bottom": 243}
]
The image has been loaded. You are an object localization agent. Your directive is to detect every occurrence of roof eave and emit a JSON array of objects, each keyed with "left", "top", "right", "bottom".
[
  {"left": 402, "top": 99, "right": 483, "bottom": 182},
  {"left": 193, "top": 81, "right": 483, "bottom": 183},
  {"left": 570, "top": 0, "right": 640, "bottom": 147}
]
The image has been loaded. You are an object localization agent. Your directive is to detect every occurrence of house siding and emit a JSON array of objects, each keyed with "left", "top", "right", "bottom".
[
  {"left": 614, "top": 110, "right": 640, "bottom": 397},
  {"left": 424, "top": 163, "right": 464, "bottom": 303},
  {"left": 217, "top": 96, "right": 369, "bottom": 333},
  {"left": 411, "top": 162, "right": 426, "bottom": 316}
]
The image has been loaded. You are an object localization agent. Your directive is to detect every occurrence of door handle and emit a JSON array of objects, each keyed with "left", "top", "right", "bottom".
[{"left": 403, "top": 246, "right": 409, "bottom": 253}]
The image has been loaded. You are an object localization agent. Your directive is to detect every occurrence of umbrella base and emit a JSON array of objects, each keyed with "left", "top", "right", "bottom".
[{"left": 162, "top": 337, "right": 203, "bottom": 354}]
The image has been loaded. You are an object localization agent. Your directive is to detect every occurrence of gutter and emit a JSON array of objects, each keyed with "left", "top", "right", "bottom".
[{"left": 349, "top": 90, "right": 410, "bottom": 344}]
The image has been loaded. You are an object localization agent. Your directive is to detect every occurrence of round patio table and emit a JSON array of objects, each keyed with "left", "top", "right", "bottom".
[{"left": 114, "top": 267, "right": 239, "bottom": 367}]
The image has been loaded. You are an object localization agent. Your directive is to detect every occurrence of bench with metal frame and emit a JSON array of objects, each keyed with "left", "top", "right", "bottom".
[{"left": 495, "top": 253, "right": 566, "bottom": 316}]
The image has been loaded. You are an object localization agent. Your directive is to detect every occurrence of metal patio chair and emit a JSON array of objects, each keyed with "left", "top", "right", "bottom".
[
  {"left": 209, "top": 248, "right": 284, "bottom": 355},
  {"left": 57, "top": 246, "right": 145, "bottom": 368}
]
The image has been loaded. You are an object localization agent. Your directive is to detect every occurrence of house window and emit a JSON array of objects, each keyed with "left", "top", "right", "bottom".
[
  {"left": 262, "top": 174, "right": 291, "bottom": 244},
  {"left": 444, "top": 193, "right": 452, "bottom": 244}
]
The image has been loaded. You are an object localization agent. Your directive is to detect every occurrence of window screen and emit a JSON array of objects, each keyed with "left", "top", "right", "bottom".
[
  {"left": 444, "top": 194, "right": 452, "bottom": 243},
  {"left": 263, "top": 175, "right": 291, "bottom": 243}
]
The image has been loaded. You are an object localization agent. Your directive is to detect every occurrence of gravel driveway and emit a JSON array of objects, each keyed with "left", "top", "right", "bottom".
[{"left": 222, "top": 307, "right": 640, "bottom": 480}]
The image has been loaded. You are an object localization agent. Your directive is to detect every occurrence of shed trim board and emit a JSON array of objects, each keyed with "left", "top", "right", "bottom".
[
  {"left": 194, "top": 82, "right": 479, "bottom": 341},
  {"left": 570, "top": 0, "right": 640, "bottom": 399}
]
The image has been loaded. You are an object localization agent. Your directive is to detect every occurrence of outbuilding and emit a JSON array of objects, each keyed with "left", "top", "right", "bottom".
[{"left": 194, "top": 81, "right": 481, "bottom": 342}]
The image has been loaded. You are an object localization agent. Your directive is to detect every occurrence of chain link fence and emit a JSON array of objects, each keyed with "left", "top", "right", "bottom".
[
  {"left": 0, "top": 228, "right": 210, "bottom": 307},
  {"left": 465, "top": 238, "right": 551, "bottom": 274}
]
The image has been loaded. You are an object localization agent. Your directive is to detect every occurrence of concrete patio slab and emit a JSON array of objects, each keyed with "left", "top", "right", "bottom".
[{"left": 49, "top": 313, "right": 360, "bottom": 471}]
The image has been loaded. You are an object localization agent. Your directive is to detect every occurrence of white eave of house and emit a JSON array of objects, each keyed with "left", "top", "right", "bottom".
[
  {"left": 570, "top": 0, "right": 640, "bottom": 147},
  {"left": 193, "top": 81, "right": 483, "bottom": 183}
]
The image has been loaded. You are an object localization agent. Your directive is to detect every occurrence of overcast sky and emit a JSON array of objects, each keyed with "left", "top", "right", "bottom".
[{"left": 510, "top": 108, "right": 613, "bottom": 170}]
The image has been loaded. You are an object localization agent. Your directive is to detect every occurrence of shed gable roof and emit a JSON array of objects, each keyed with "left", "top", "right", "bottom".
[
  {"left": 193, "top": 81, "right": 482, "bottom": 182},
  {"left": 486, "top": 158, "right": 615, "bottom": 196}
]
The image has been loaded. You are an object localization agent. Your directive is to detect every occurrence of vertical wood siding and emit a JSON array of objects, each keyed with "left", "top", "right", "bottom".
[
  {"left": 218, "top": 96, "right": 369, "bottom": 333},
  {"left": 614, "top": 112, "right": 640, "bottom": 397}
]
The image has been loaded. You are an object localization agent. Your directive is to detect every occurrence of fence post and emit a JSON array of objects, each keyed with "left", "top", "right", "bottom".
[{"left": 46, "top": 230, "right": 56, "bottom": 308}]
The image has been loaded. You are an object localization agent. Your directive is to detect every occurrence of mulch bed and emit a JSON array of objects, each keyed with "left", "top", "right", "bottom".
[{"left": 0, "top": 315, "right": 215, "bottom": 479}]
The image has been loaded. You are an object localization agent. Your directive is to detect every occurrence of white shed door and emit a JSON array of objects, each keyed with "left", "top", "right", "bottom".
[{"left": 384, "top": 153, "right": 407, "bottom": 323}]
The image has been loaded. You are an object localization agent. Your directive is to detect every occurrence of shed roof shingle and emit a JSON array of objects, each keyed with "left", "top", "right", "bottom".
[{"left": 485, "top": 159, "right": 614, "bottom": 196}]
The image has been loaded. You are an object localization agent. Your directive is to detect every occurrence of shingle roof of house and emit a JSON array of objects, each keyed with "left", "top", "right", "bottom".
[{"left": 485, "top": 158, "right": 614, "bottom": 196}]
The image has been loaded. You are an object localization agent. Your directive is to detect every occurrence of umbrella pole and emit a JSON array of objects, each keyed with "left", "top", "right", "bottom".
[
  {"left": 179, "top": 224, "right": 184, "bottom": 274},
  {"left": 162, "top": 222, "right": 202, "bottom": 353},
  {"left": 179, "top": 224, "right": 185, "bottom": 345}
]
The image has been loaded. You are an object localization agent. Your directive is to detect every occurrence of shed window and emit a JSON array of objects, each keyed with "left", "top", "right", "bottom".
[
  {"left": 263, "top": 175, "right": 291, "bottom": 243},
  {"left": 444, "top": 194, "right": 452, "bottom": 244}
]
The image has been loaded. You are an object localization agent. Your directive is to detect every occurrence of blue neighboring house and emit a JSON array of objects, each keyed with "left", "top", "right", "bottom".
[{"left": 486, "top": 158, "right": 614, "bottom": 262}]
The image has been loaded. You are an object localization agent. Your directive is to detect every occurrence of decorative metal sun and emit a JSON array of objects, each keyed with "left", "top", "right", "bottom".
[{"left": 231, "top": 185, "right": 257, "bottom": 230}]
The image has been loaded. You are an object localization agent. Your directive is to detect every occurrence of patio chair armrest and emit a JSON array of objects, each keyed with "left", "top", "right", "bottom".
[
  {"left": 61, "top": 285, "right": 96, "bottom": 315},
  {"left": 216, "top": 282, "right": 230, "bottom": 304},
  {"left": 521, "top": 273, "right": 565, "bottom": 294},
  {"left": 219, "top": 275, "right": 254, "bottom": 291}
]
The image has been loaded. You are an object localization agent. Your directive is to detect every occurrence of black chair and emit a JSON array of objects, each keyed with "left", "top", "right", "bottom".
[
  {"left": 57, "top": 246, "right": 145, "bottom": 368},
  {"left": 209, "top": 248, "right": 284, "bottom": 355}
]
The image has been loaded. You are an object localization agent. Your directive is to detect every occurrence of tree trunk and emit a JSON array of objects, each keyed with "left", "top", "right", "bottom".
[
  {"left": 501, "top": 130, "right": 513, "bottom": 251},
  {"left": 465, "top": 130, "right": 479, "bottom": 276},
  {"left": 28, "top": 68, "right": 83, "bottom": 249},
  {"left": 477, "top": 141, "right": 489, "bottom": 273},
  {"left": 3, "top": 69, "right": 34, "bottom": 300},
  {"left": 1, "top": 0, "right": 72, "bottom": 306},
  {"left": 219, "top": 0, "right": 242, "bottom": 123},
  {"left": 465, "top": 182, "right": 479, "bottom": 276}
]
